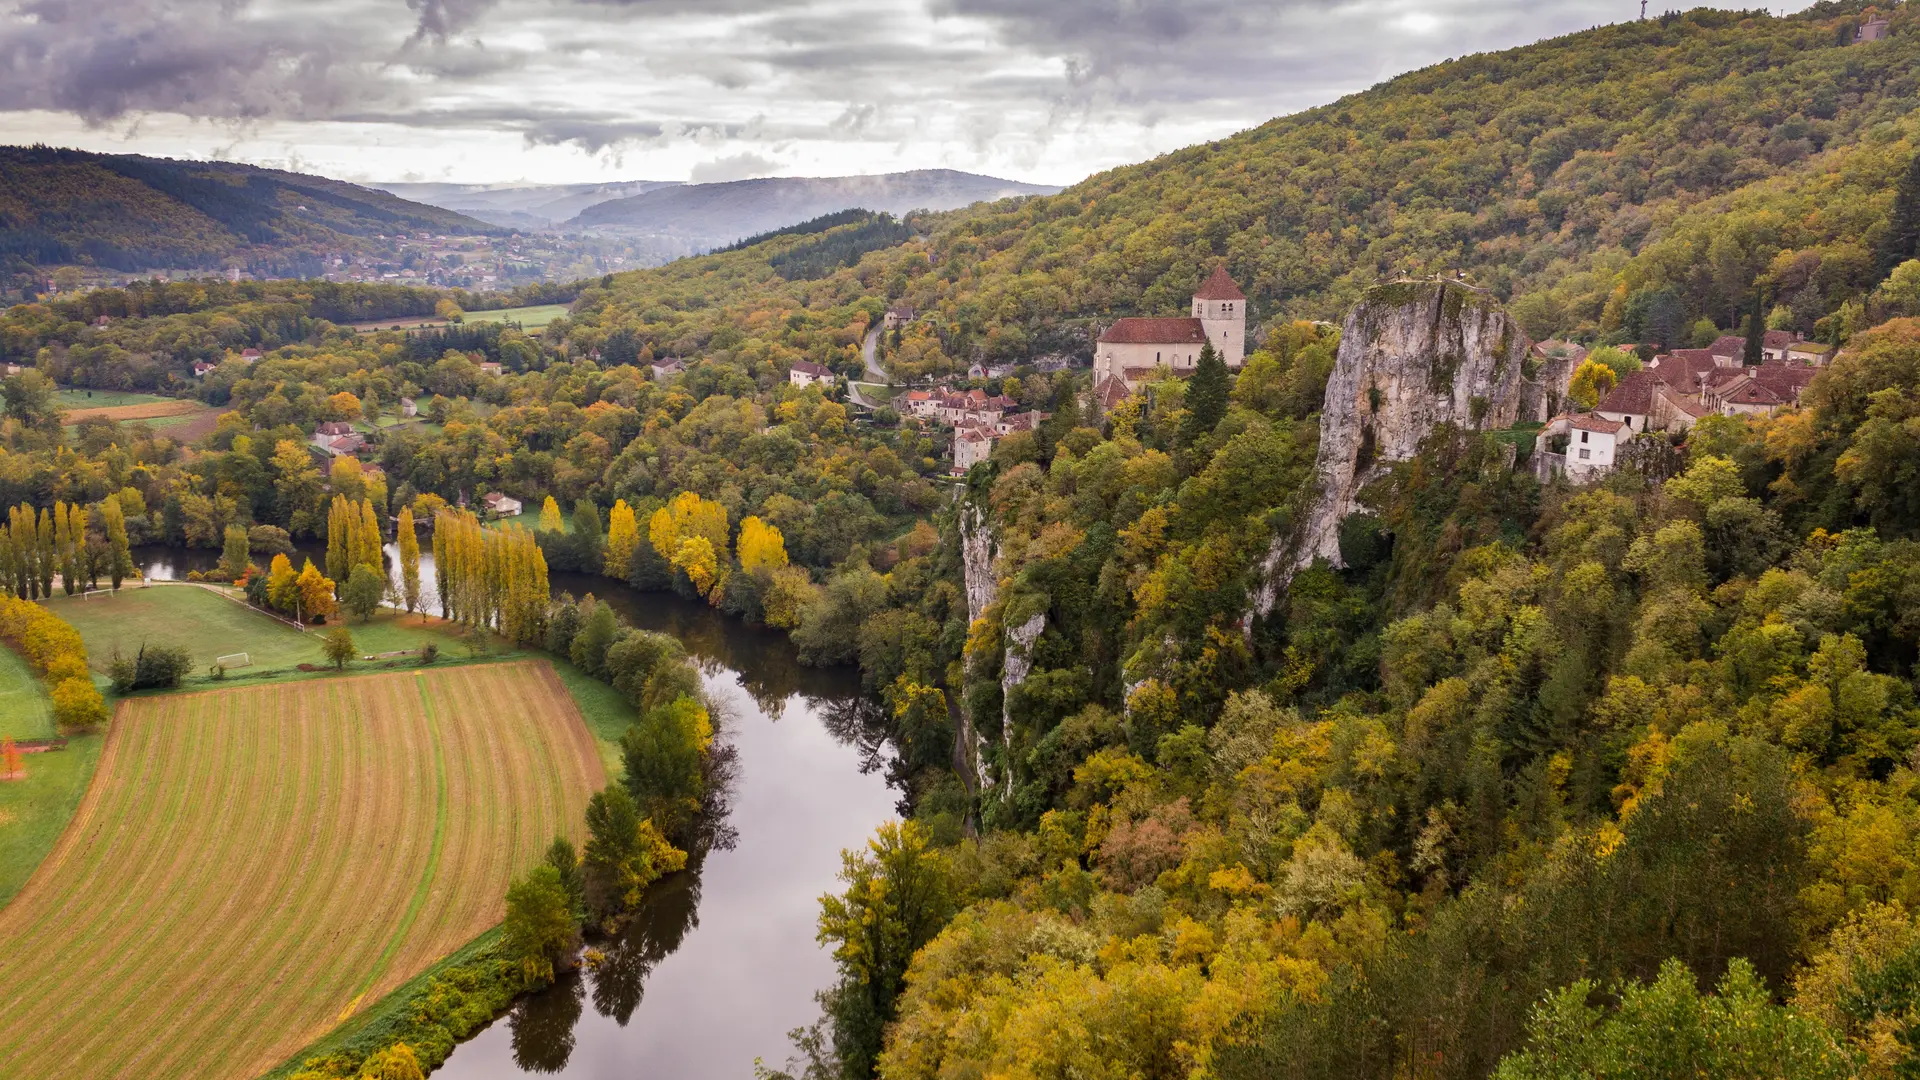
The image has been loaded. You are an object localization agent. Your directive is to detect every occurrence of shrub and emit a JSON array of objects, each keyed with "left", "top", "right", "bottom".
[
  {"left": 131, "top": 644, "right": 193, "bottom": 689},
  {"left": 50, "top": 677, "right": 108, "bottom": 728},
  {"left": 418, "top": 642, "right": 439, "bottom": 665}
]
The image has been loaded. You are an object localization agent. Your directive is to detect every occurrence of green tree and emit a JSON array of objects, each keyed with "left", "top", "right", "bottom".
[
  {"left": 544, "top": 836, "right": 585, "bottom": 919},
  {"left": 1881, "top": 149, "right": 1920, "bottom": 277},
  {"left": 322, "top": 626, "right": 355, "bottom": 670},
  {"left": 99, "top": 496, "right": 132, "bottom": 591},
  {"left": 1180, "top": 343, "right": 1228, "bottom": 446},
  {"left": 218, "top": 524, "right": 250, "bottom": 580},
  {"left": 396, "top": 505, "right": 421, "bottom": 615},
  {"left": 817, "top": 820, "right": 955, "bottom": 1078},
  {"left": 620, "top": 695, "right": 712, "bottom": 845},
  {"left": 503, "top": 863, "right": 579, "bottom": 986},
  {"left": 569, "top": 599, "right": 619, "bottom": 676},
  {"left": 343, "top": 564, "right": 385, "bottom": 622},
  {"left": 1493, "top": 959, "right": 1851, "bottom": 1080}
]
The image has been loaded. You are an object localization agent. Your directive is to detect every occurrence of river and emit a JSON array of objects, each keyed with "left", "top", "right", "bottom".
[{"left": 135, "top": 546, "right": 900, "bottom": 1078}]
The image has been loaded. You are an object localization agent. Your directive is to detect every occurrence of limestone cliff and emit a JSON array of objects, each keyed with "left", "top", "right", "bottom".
[
  {"left": 955, "top": 501, "right": 997, "bottom": 793},
  {"left": 1252, "top": 280, "right": 1543, "bottom": 615}
]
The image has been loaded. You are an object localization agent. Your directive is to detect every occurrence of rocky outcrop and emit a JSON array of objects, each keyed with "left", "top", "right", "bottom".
[
  {"left": 999, "top": 612, "right": 1046, "bottom": 792},
  {"left": 1252, "top": 280, "right": 1542, "bottom": 615},
  {"left": 956, "top": 501, "right": 998, "bottom": 793}
]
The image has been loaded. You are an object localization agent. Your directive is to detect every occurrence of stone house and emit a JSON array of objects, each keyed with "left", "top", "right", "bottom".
[
  {"left": 952, "top": 422, "right": 995, "bottom": 474},
  {"left": 482, "top": 492, "right": 523, "bottom": 517},
  {"left": 399, "top": 397, "right": 418, "bottom": 417},
  {"left": 883, "top": 306, "right": 916, "bottom": 330},
  {"left": 1535, "top": 413, "right": 1630, "bottom": 481}
]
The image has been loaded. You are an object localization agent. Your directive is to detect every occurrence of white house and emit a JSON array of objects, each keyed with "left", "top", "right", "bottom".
[
  {"left": 1535, "top": 414, "right": 1629, "bottom": 481},
  {"left": 1094, "top": 266, "right": 1246, "bottom": 386},
  {"left": 482, "top": 492, "right": 523, "bottom": 517},
  {"left": 399, "top": 397, "right": 418, "bottom": 417},
  {"left": 790, "top": 360, "right": 834, "bottom": 387},
  {"left": 883, "top": 305, "right": 916, "bottom": 331},
  {"left": 479, "top": 361, "right": 504, "bottom": 377}
]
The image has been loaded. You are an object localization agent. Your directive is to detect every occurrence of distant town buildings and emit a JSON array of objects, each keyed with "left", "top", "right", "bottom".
[
  {"left": 1537, "top": 332, "right": 1829, "bottom": 480},
  {"left": 1094, "top": 266, "right": 1247, "bottom": 389}
]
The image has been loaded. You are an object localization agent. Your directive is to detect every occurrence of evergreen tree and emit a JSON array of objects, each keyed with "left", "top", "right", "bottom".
[
  {"left": 1181, "top": 342, "right": 1229, "bottom": 445},
  {"left": 1882, "top": 149, "right": 1920, "bottom": 276},
  {"left": 1743, "top": 292, "right": 1765, "bottom": 366}
]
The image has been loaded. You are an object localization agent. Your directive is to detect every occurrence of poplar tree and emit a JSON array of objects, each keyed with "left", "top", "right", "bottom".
[
  {"left": 100, "top": 497, "right": 132, "bottom": 591},
  {"left": 605, "top": 499, "right": 639, "bottom": 577},
  {"left": 36, "top": 507, "right": 54, "bottom": 599},
  {"left": 326, "top": 495, "right": 351, "bottom": 586},
  {"left": 53, "top": 501, "right": 72, "bottom": 595},
  {"left": 432, "top": 508, "right": 453, "bottom": 621},
  {"left": 357, "top": 499, "right": 383, "bottom": 575},
  {"left": 539, "top": 496, "right": 565, "bottom": 535},
  {"left": 397, "top": 506, "right": 422, "bottom": 615},
  {"left": 68, "top": 504, "right": 89, "bottom": 591}
]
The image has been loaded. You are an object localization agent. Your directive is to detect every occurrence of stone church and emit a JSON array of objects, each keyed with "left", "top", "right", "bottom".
[{"left": 1093, "top": 266, "right": 1246, "bottom": 387}]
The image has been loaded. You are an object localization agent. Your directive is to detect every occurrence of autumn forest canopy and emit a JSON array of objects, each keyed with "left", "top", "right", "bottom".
[{"left": 12, "top": 3, "right": 1920, "bottom": 1079}]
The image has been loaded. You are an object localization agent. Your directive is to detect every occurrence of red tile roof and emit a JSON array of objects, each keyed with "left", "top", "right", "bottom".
[
  {"left": 1723, "top": 380, "right": 1785, "bottom": 407},
  {"left": 1569, "top": 414, "right": 1629, "bottom": 434},
  {"left": 1597, "top": 370, "right": 1657, "bottom": 415},
  {"left": 1099, "top": 317, "right": 1208, "bottom": 345},
  {"left": 1192, "top": 265, "right": 1246, "bottom": 301},
  {"left": 1708, "top": 336, "right": 1748, "bottom": 359},
  {"left": 791, "top": 360, "right": 832, "bottom": 377}
]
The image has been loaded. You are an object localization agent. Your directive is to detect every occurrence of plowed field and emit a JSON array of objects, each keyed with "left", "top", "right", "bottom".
[
  {"left": 61, "top": 399, "right": 202, "bottom": 422},
  {"left": 0, "top": 661, "right": 605, "bottom": 1080}
]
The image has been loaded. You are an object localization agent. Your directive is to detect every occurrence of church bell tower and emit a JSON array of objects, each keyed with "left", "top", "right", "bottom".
[{"left": 1191, "top": 265, "right": 1246, "bottom": 368}]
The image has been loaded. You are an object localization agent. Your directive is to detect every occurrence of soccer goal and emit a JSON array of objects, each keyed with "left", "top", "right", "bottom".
[{"left": 215, "top": 652, "right": 252, "bottom": 669}]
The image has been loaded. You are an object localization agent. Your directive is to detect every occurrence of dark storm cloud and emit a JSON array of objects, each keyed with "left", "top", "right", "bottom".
[{"left": 0, "top": 0, "right": 394, "bottom": 122}]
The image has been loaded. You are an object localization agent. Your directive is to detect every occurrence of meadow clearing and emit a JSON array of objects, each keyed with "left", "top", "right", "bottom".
[
  {"left": 0, "top": 661, "right": 606, "bottom": 1080},
  {"left": 345, "top": 302, "right": 569, "bottom": 334},
  {"left": 46, "top": 585, "right": 510, "bottom": 685}
]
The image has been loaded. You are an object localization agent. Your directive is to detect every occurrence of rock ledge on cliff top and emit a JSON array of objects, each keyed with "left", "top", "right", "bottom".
[{"left": 1252, "top": 279, "right": 1568, "bottom": 615}]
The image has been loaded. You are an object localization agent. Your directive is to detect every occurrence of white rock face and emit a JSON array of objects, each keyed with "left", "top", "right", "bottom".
[
  {"left": 956, "top": 501, "right": 999, "bottom": 792},
  {"left": 1252, "top": 280, "right": 1540, "bottom": 615}
]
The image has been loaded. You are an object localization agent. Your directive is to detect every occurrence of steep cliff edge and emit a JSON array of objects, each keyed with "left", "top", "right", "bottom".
[{"left": 1252, "top": 280, "right": 1546, "bottom": 615}]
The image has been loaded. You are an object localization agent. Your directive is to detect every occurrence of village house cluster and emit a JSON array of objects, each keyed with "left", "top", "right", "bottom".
[
  {"left": 898, "top": 387, "right": 1048, "bottom": 474},
  {"left": 1535, "top": 330, "right": 1829, "bottom": 481}
]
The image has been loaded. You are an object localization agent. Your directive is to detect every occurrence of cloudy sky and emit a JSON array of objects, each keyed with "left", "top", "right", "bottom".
[{"left": 0, "top": 0, "right": 1812, "bottom": 188}]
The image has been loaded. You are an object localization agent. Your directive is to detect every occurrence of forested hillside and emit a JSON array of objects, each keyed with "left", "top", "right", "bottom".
[
  {"left": 10, "top": 4, "right": 1920, "bottom": 1078},
  {"left": 0, "top": 147, "right": 498, "bottom": 276}
]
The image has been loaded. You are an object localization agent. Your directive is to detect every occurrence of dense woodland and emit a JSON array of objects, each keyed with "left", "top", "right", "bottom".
[
  {"left": 10, "top": 4, "right": 1920, "bottom": 1078},
  {"left": 0, "top": 147, "right": 497, "bottom": 285}
]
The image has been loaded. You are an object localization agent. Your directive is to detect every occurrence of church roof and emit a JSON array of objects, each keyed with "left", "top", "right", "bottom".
[
  {"left": 1099, "top": 317, "right": 1207, "bottom": 345},
  {"left": 1193, "top": 265, "right": 1245, "bottom": 301}
]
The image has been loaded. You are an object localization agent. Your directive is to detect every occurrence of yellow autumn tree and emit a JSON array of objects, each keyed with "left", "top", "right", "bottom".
[
  {"left": 266, "top": 553, "right": 299, "bottom": 611},
  {"left": 538, "top": 495, "right": 565, "bottom": 534},
  {"left": 737, "top": 516, "right": 788, "bottom": 576},
  {"left": 648, "top": 491, "right": 730, "bottom": 562},
  {"left": 294, "top": 559, "right": 337, "bottom": 622},
  {"left": 1568, "top": 358, "right": 1619, "bottom": 410},
  {"left": 673, "top": 536, "right": 720, "bottom": 598},
  {"left": 396, "top": 506, "right": 421, "bottom": 615},
  {"left": 605, "top": 499, "right": 640, "bottom": 577}
]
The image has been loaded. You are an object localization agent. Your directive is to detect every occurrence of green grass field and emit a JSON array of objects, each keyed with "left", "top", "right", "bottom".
[
  {"left": 46, "top": 585, "right": 518, "bottom": 688},
  {"left": 0, "top": 648, "right": 103, "bottom": 906},
  {"left": 52, "top": 389, "right": 171, "bottom": 409},
  {"left": 0, "top": 663, "right": 607, "bottom": 1080},
  {"left": 462, "top": 303, "right": 568, "bottom": 329}
]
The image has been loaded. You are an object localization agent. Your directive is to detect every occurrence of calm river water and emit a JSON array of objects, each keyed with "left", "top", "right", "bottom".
[{"left": 136, "top": 546, "right": 900, "bottom": 1078}]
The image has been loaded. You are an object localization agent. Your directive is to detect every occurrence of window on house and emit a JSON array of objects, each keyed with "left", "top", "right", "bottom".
[
  {"left": 1579, "top": 448, "right": 1591, "bottom": 459},
  {"left": 1580, "top": 431, "right": 1589, "bottom": 443}
]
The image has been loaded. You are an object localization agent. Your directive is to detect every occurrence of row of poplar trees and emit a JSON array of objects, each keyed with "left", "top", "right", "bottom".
[
  {"left": 0, "top": 499, "right": 134, "bottom": 600},
  {"left": 431, "top": 510, "right": 549, "bottom": 646}
]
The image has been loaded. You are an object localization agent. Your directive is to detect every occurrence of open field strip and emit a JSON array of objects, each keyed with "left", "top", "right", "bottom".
[
  {"left": 61, "top": 399, "right": 203, "bottom": 423},
  {"left": 0, "top": 661, "right": 605, "bottom": 1080}
]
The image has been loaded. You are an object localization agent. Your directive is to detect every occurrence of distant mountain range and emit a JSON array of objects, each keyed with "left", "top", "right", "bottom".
[
  {"left": 568, "top": 170, "right": 1058, "bottom": 247},
  {"left": 371, "top": 180, "right": 684, "bottom": 231},
  {"left": 379, "top": 169, "right": 1060, "bottom": 248},
  {"left": 0, "top": 146, "right": 499, "bottom": 275}
]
